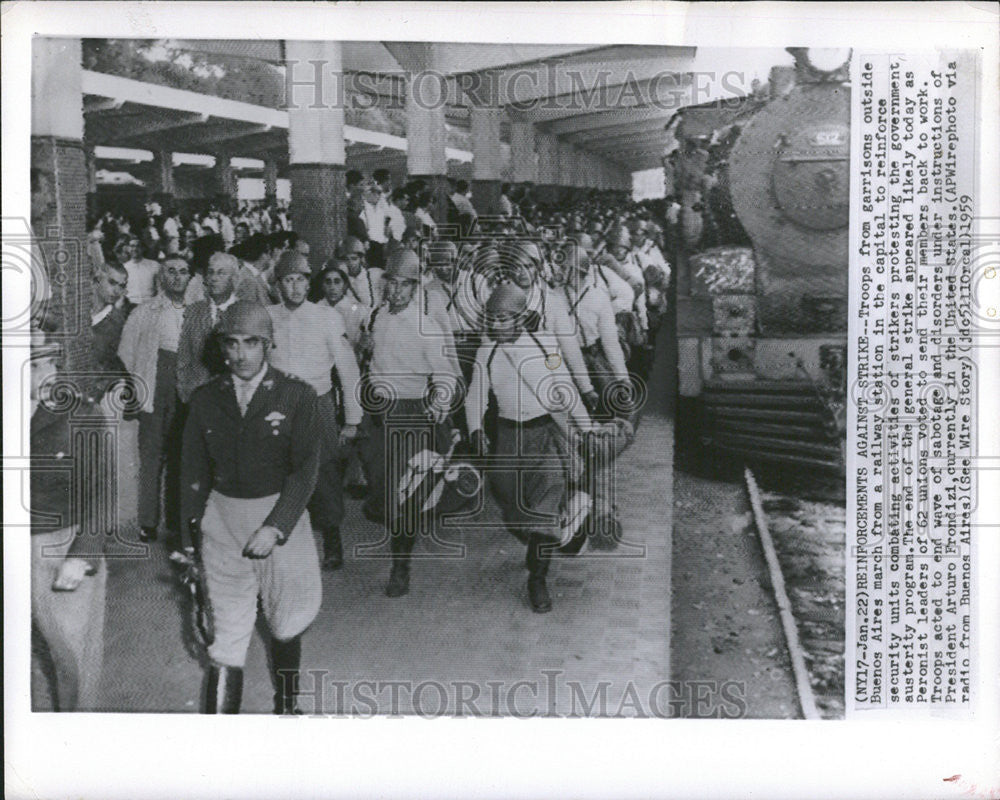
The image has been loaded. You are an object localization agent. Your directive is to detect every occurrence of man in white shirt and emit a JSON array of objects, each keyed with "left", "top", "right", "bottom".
[
  {"left": 558, "top": 240, "right": 634, "bottom": 550},
  {"left": 119, "top": 258, "right": 192, "bottom": 547},
  {"left": 339, "top": 235, "right": 384, "bottom": 308},
  {"left": 450, "top": 179, "right": 478, "bottom": 233},
  {"left": 466, "top": 282, "right": 593, "bottom": 613},
  {"left": 267, "top": 251, "right": 362, "bottom": 570},
  {"left": 423, "top": 240, "right": 477, "bottom": 382},
  {"left": 360, "top": 248, "right": 458, "bottom": 598},
  {"left": 359, "top": 178, "right": 392, "bottom": 268},
  {"left": 499, "top": 240, "right": 599, "bottom": 415},
  {"left": 559, "top": 241, "right": 630, "bottom": 394},
  {"left": 122, "top": 237, "right": 160, "bottom": 307}
]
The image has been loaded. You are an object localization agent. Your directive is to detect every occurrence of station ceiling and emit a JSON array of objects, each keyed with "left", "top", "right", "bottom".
[{"left": 85, "top": 41, "right": 714, "bottom": 176}]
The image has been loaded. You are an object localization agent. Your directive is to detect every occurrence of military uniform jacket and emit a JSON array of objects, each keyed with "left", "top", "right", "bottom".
[{"left": 181, "top": 365, "right": 321, "bottom": 540}]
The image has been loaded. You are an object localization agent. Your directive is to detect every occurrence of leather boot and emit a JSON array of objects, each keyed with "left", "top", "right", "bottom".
[
  {"left": 385, "top": 557, "right": 410, "bottom": 598},
  {"left": 526, "top": 537, "right": 553, "bottom": 614},
  {"left": 322, "top": 526, "right": 343, "bottom": 570},
  {"left": 271, "top": 635, "right": 303, "bottom": 715},
  {"left": 204, "top": 664, "right": 243, "bottom": 714}
]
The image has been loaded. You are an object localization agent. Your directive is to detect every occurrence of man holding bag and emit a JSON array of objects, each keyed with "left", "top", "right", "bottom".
[{"left": 465, "top": 282, "right": 594, "bottom": 613}]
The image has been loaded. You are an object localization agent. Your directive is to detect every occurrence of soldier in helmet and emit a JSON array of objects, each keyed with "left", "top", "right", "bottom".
[
  {"left": 359, "top": 247, "right": 458, "bottom": 598},
  {"left": 181, "top": 300, "right": 322, "bottom": 714},
  {"left": 556, "top": 240, "right": 634, "bottom": 546},
  {"left": 339, "top": 235, "right": 384, "bottom": 308},
  {"left": 496, "top": 239, "right": 598, "bottom": 414},
  {"left": 268, "top": 250, "right": 363, "bottom": 570},
  {"left": 465, "top": 281, "right": 593, "bottom": 613}
]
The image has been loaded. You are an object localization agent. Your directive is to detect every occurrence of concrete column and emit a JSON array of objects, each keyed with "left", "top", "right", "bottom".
[
  {"left": 535, "top": 132, "right": 562, "bottom": 204},
  {"left": 84, "top": 144, "right": 99, "bottom": 222},
  {"left": 470, "top": 104, "right": 503, "bottom": 215},
  {"left": 510, "top": 119, "right": 537, "bottom": 185},
  {"left": 263, "top": 157, "right": 278, "bottom": 203},
  {"left": 213, "top": 153, "right": 237, "bottom": 208},
  {"left": 286, "top": 40, "right": 347, "bottom": 271},
  {"left": 558, "top": 140, "right": 579, "bottom": 196},
  {"left": 31, "top": 37, "right": 93, "bottom": 372},
  {"left": 150, "top": 149, "right": 175, "bottom": 209},
  {"left": 405, "top": 44, "right": 450, "bottom": 225}
]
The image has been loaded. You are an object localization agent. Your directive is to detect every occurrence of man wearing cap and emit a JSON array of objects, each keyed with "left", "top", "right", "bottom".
[
  {"left": 340, "top": 235, "right": 384, "bottom": 308},
  {"left": 268, "top": 251, "right": 363, "bottom": 570},
  {"left": 181, "top": 300, "right": 322, "bottom": 715},
  {"left": 119, "top": 258, "right": 193, "bottom": 546},
  {"left": 29, "top": 331, "right": 108, "bottom": 710},
  {"left": 176, "top": 252, "right": 239, "bottom": 403},
  {"left": 360, "top": 247, "right": 458, "bottom": 598},
  {"left": 465, "top": 282, "right": 593, "bottom": 613}
]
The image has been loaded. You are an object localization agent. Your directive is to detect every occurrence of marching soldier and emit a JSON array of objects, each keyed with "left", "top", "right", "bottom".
[
  {"left": 181, "top": 301, "right": 322, "bottom": 714},
  {"left": 340, "top": 235, "right": 384, "bottom": 308},
  {"left": 465, "top": 282, "right": 593, "bottom": 613},
  {"left": 360, "top": 247, "right": 458, "bottom": 598},
  {"left": 268, "top": 251, "right": 363, "bottom": 570},
  {"left": 557, "top": 240, "right": 634, "bottom": 546},
  {"left": 498, "top": 239, "right": 598, "bottom": 413}
]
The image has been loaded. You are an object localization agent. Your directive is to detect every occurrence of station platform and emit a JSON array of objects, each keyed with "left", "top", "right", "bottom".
[
  {"left": 92, "top": 325, "right": 675, "bottom": 716},
  {"left": 95, "top": 403, "right": 672, "bottom": 716}
]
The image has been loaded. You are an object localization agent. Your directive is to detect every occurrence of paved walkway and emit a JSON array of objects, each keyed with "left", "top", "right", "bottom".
[
  {"left": 98, "top": 411, "right": 672, "bottom": 716},
  {"left": 97, "top": 325, "right": 675, "bottom": 716}
]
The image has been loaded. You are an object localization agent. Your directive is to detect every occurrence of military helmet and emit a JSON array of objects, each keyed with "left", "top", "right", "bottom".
[
  {"left": 559, "top": 240, "right": 591, "bottom": 273},
  {"left": 338, "top": 236, "right": 367, "bottom": 258},
  {"left": 426, "top": 239, "right": 458, "bottom": 263},
  {"left": 571, "top": 232, "right": 596, "bottom": 254},
  {"left": 485, "top": 281, "right": 528, "bottom": 316},
  {"left": 384, "top": 246, "right": 421, "bottom": 281},
  {"left": 219, "top": 300, "right": 274, "bottom": 343},
  {"left": 273, "top": 250, "right": 311, "bottom": 281}
]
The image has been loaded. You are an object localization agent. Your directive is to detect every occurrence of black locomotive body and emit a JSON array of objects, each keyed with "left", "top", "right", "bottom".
[{"left": 671, "top": 51, "right": 850, "bottom": 472}]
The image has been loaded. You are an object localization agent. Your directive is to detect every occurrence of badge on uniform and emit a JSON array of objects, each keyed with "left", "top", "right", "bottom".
[{"left": 265, "top": 410, "right": 285, "bottom": 435}]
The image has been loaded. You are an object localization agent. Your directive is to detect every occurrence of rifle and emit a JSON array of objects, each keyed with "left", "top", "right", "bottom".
[{"left": 169, "top": 518, "right": 215, "bottom": 649}]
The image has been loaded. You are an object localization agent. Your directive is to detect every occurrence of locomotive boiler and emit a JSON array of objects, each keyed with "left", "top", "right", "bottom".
[{"left": 671, "top": 48, "right": 851, "bottom": 472}]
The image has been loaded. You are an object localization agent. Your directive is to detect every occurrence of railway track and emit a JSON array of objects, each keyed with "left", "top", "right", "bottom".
[{"left": 745, "top": 467, "right": 846, "bottom": 719}]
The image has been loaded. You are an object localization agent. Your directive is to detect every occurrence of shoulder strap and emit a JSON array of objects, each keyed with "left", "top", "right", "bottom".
[
  {"left": 566, "top": 284, "right": 590, "bottom": 317},
  {"left": 485, "top": 340, "right": 501, "bottom": 388},
  {"left": 367, "top": 303, "right": 382, "bottom": 333},
  {"left": 526, "top": 331, "right": 549, "bottom": 359},
  {"left": 596, "top": 265, "right": 611, "bottom": 290}
]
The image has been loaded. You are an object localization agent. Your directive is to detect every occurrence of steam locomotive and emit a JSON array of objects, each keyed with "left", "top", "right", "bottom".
[{"left": 670, "top": 48, "right": 851, "bottom": 473}]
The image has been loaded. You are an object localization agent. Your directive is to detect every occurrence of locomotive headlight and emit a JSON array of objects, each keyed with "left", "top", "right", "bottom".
[{"left": 802, "top": 48, "right": 852, "bottom": 75}]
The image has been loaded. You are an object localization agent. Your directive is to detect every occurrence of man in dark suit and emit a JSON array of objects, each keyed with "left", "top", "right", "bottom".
[
  {"left": 29, "top": 332, "right": 107, "bottom": 710},
  {"left": 176, "top": 252, "right": 239, "bottom": 403},
  {"left": 181, "top": 301, "right": 322, "bottom": 715},
  {"left": 90, "top": 262, "right": 129, "bottom": 372}
]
